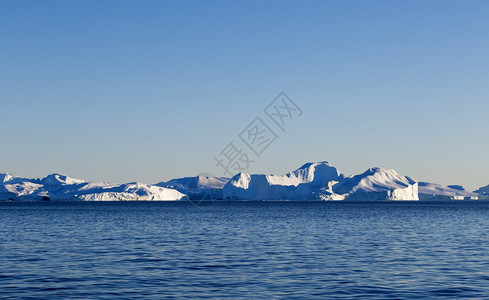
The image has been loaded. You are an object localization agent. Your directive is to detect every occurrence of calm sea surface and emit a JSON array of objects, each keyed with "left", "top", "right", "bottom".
[{"left": 2, "top": 201, "right": 489, "bottom": 299}]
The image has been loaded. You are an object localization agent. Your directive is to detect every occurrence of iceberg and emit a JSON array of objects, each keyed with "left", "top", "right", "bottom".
[
  {"left": 41, "top": 173, "right": 86, "bottom": 186},
  {"left": 222, "top": 162, "right": 418, "bottom": 201},
  {"left": 0, "top": 173, "right": 18, "bottom": 183},
  {"left": 474, "top": 185, "right": 489, "bottom": 196},
  {"left": 3, "top": 163, "right": 485, "bottom": 202},
  {"left": 419, "top": 182, "right": 479, "bottom": 200},
  {"left": 0, "top": 181, "right": 49, "bottom": 201},
  {"left": 71, "top": 182, "right": 188, "bottom": 201},
  {"left": 222, "top": 162, "right": 343, "bottom": 200},
  {"left": 0, "top": 173, "right": 188, "bottom": 201},
  {"left": 447, "top": 185, "right": 465, "bottom": 191},
  {"left": 332, "top": 168, "right": 418, "bottom": 201},
  {"left": 156, "top": 176, "right": 229, "bottom": 200}
]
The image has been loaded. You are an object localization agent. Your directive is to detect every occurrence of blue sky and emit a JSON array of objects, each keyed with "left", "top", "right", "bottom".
[{"left": 1, "top": 0, "right": 488, "bottom": 190}]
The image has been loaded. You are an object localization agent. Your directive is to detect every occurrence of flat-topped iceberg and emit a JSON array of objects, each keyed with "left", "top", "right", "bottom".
[
  {"left": 0, "top": 173, "right": 188, "bottom": 201},
  {"left": 71, "top": 182, "right": 188, "bottom": 201}
]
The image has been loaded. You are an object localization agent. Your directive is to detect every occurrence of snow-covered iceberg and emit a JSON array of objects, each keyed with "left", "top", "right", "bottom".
[
  {"left": 0, "top": 173, "right": 188, "bottom": 201},
  {"left": 332, "top": 168, "right": 418, "bottom": 201},
  {"left": 0, "top": 182, "right": 49, "bottom": 201},
  {"left": 222, "top": 162, "right": 418, "bottom": 201},
  {"left": 4, "top": 162, "right": 485, "bottom": 202},
  {"left": 1, "top": 173, "right": 20, "bottom": 183},
  {"left": 222, "top": 162, "right": 343, "bottom": 200},
  {"left": 70, "top": 182, "right": 188, "bottom": 201},
  {"left": 418, "top": 182, "right": 479, "bottom": 200},
  {"left": 156, "top": 176, "right": 229, "bottom": 200},
  {"left": 474, "top": 185, "right": 489, "bottom": 196}
]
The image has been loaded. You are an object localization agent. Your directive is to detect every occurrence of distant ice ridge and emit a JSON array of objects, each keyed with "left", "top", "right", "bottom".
[
  {"left": 222, "top": 162, "right": 418, "bottom": 201},
  {"left": 418, "top": 182, "right": 480, "bottom": 200},
  {"left": 2, "top": 163, "right": 489, "bottom": 202},
  {"left": 155, "top": 176, "right": 229, "bottom": 200},
  {"left": 0, "top": 173, "right": 188, "bottom": 201},
  {"left": 474, "top": 185, "right": 489, "bottom": 196}
]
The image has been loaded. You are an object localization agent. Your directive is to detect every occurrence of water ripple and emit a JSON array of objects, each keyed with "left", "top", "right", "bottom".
[{"left": 2, "top": 201, "right": 489, "bottom": 298}]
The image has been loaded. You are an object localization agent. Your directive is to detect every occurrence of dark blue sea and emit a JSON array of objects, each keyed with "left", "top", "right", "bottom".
[{"left": 2, "top": 201, "right": 489, "bottom": 299}]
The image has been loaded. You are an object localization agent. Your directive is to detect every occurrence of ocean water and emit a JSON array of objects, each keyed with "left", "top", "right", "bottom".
[{"left": 2, "top": 201, "right": 489, "bottom": 299}]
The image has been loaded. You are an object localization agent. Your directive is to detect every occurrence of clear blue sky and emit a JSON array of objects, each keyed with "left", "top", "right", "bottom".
[{"left": 1, "top": 0, "right": 488, "bottom": 191}]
